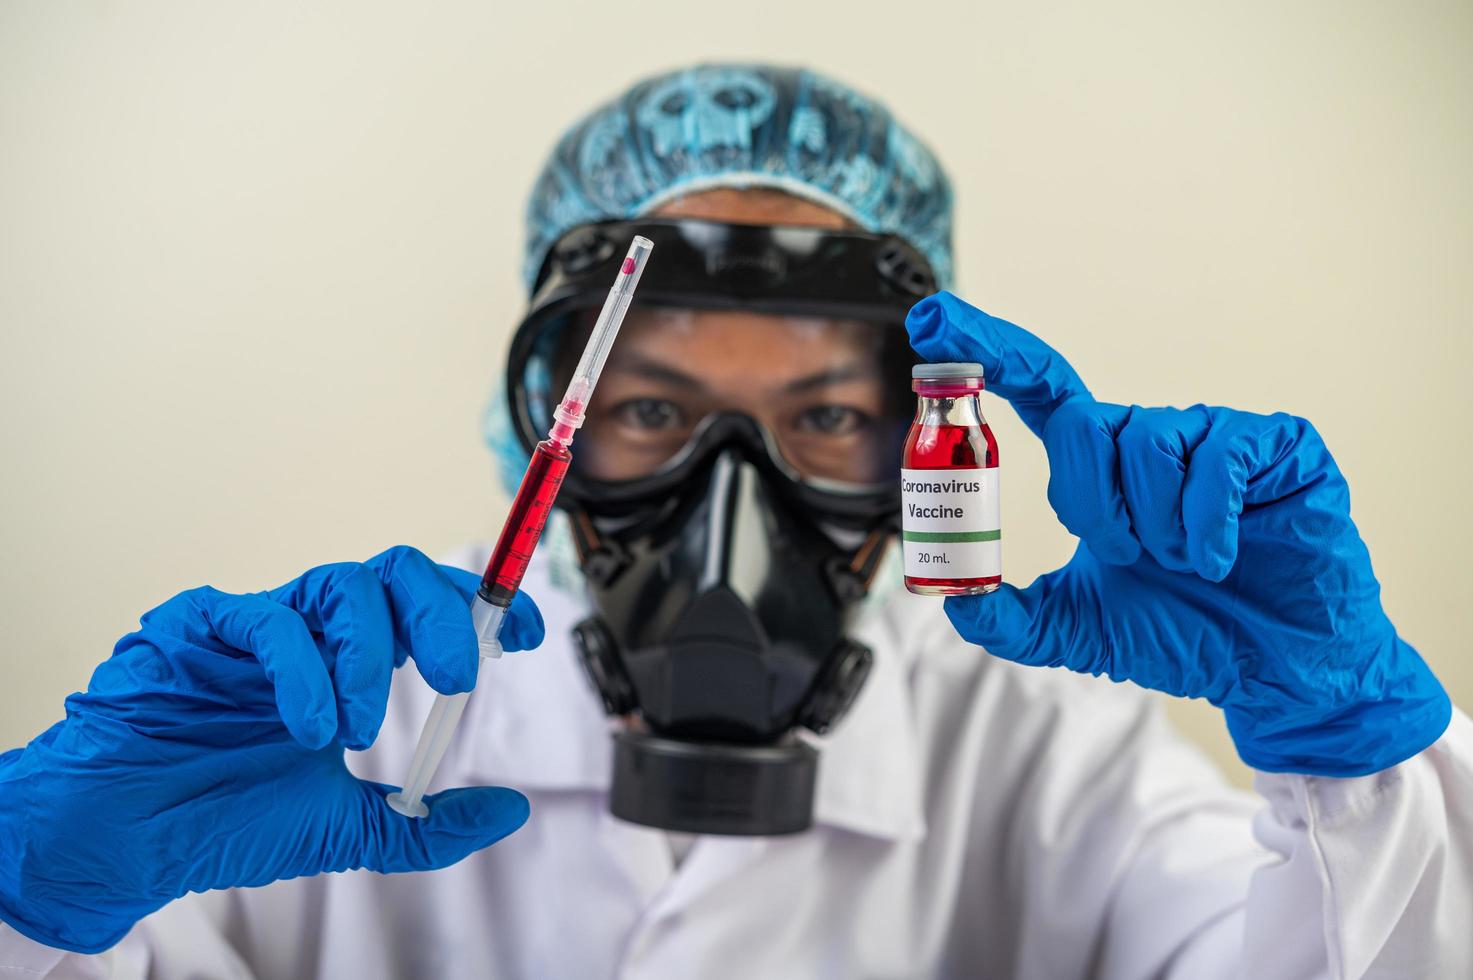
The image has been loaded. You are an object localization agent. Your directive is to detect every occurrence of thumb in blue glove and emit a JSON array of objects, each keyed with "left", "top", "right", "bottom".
[{"left": 0, "top": 546, "right": 543, "bottom": 954}]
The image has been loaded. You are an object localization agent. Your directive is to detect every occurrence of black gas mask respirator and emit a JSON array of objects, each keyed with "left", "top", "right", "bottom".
[{"left": 507, "top": 218, "right": 935, "bottom": 835}]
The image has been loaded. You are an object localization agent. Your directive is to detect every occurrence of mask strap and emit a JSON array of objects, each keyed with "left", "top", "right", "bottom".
[
  {"left": 569, "top": 508, "right": 636, "bottom": 589},
  {"left": 849, "top": 527, "right": 894, "bottom": 590},
  {"left": 569, "top": 508, "right": 601, "bottom": 559}
]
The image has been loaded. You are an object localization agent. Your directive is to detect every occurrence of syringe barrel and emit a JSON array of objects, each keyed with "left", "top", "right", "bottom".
[{"left": 477, "top": 438, "right": 572, "bottom": 606}]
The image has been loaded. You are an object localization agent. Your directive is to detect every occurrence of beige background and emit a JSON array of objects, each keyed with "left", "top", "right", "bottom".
[{"left": 2, "top": 0, "right": 1469, "bottom": 785}]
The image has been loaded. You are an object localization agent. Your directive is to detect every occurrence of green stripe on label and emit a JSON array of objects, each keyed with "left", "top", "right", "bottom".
[{"left": 902, "top": 529, "right": 1002, "bottom": 543}]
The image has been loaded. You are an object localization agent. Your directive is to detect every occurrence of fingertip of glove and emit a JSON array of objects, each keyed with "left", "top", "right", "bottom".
[
  {"left": 905, "top": 291, "right": 973, "bottom": 361},
  {"left": 936, "top": 583, "right": 1007, "bottom": 645},
  {"left": 905, "top": 291, "right": 943, "bottom": 323},
  {"left": 942, "top": 585, "right": 1019, "bottom": 649},
  {"left": 341, "top": 721, "right": 381, "bottom": 752},
  {"left": 428, "top": 668, "right": 476, "bottom": 697},
  {"left": 420, "top": 622, "right": 479, "bottom": 694},
  {"left": 1188, "top": 530, "right": 1238, "bottom": 583},
  {"left": 425, "top": 786, "right": 531, "bottom": 841},
  {"left": 291, "top": 708, "right": 338, "bottom": 751},
  {"left": 940, "top": 593, "right": 985, "bottom": 635},
  {"left": 501, "top": 592, "right": 546, "bottom": 652},
  {"left": 1194, "top": 554, "right": 1234, "bottom": 584},
  {"left": 906, "top": 290, "right": 969, "bottom": 321}
]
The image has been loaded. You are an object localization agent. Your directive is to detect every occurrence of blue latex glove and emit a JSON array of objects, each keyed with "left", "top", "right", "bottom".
[
  {"left": 0, "top": 546, "right": 544, "bottom": 954},
  {"left": 907, "top": 291, "right": 1451, "bottom": 777}
]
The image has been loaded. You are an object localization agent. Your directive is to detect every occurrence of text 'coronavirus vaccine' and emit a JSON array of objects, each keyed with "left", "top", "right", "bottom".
[{"left": 901, "top": 362, "right": 1001, "bottom": 596}]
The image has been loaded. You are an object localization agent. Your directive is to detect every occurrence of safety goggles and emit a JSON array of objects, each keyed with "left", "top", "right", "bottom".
[{"left": 505, "top": 218, "right": 937, "bottom": 516}]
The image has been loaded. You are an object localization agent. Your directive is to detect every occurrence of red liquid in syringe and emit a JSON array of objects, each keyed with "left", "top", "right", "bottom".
[{"left": 478, "top": 435, "right": 572, "bottom": 606}]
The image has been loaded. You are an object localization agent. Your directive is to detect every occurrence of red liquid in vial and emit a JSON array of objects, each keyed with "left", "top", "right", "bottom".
[
  {"left": 479, "top": 439, "right": 571, "bottom": 604},
  {"left": 902, "top": 420, "right": 1000, "bottom": 594}
]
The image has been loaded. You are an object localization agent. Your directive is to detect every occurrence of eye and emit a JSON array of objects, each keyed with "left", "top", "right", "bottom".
[
  {"left": 794, "top": 405, "right": 870, "bottom": 435},
  {"left": 612, "top": 397, "right": 686, "bottom": 431}
]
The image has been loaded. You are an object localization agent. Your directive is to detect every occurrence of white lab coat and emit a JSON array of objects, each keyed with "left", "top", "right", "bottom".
[{"left": 3, "top": 541, "right": 1470, "bottom": 979}]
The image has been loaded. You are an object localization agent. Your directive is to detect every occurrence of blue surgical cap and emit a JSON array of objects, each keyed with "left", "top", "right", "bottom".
[
  {"left": 521, "top": 63, "right": 954, "bottom": 290},
  {"left": 489, "top": 64, "right": 954, "bottom": 499}
]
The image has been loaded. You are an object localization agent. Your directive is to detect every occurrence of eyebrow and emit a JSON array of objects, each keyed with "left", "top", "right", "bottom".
[
  {"left": 609, "top": 355, "right": 706, "bottom": 391},
  {"left": 782, "top": 365, "right": 879, "bottom": 394},
  {"left": 609, "top": 353, "right": 880, "bottom": 395}
]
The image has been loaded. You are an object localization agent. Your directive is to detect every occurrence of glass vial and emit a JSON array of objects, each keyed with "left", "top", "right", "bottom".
[{"left": 901, "top": 362, "right": 1001, "bottom": 596}]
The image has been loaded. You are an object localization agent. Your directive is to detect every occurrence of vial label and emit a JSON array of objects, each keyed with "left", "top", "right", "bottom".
[{"left": 900, "top": 468, "right": 1001, "bottom": 580}]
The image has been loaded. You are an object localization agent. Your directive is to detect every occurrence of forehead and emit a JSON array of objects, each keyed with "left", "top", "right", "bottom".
[
  {"left": 649, "top": 187, "right": 855, "bottom": 229},
  {"left": 612, "top": 308, "right": 885, "bottom": 384}
]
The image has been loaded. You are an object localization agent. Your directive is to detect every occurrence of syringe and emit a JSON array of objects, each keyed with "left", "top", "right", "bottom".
[{"left": 386, "top": 236, "right": 653, "bottom": 818}]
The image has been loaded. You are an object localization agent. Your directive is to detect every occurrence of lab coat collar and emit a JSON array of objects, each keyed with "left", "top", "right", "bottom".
[{"left": 449, "top": 541, "right": 928, "bottom": 844}]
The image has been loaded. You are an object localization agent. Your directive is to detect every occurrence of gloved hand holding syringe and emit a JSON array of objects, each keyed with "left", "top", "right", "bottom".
[{"left": 387, "top": 236, "right": 653, "bottom": 818}]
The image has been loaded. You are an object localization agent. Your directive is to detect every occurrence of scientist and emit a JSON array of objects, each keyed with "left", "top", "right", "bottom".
[{"left": 1, "top": 64, "right": 1470, "bottom": 979}]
